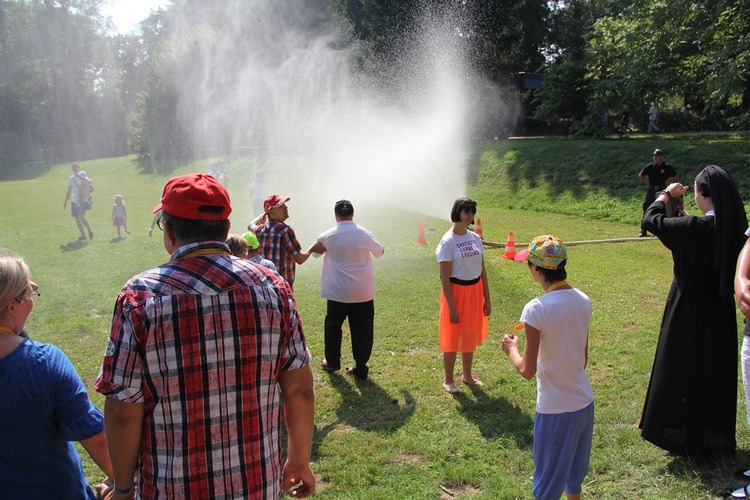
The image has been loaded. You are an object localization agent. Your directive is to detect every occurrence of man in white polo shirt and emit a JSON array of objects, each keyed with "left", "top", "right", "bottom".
[{"left": 311, "top": 200, "right": 384, "bottom": 380}]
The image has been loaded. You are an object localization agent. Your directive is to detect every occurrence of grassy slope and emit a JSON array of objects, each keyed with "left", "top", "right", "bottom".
[{"left": 2, "top": 134, "right": 750, "bottom": 498}]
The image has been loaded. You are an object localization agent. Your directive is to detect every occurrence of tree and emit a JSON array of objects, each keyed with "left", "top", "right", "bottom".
[
  {"left": 533, "top": 0, "right": 592, "bottom": 130},
  {"left": 0, "top": 0, "right": 129, "bottom": 172}
]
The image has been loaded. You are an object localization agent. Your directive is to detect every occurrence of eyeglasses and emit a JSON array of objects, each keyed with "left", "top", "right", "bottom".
[
  {"left": 156, "top": 217, "right": 164, "bottom": 231},
  {"left": 15, "top": 290, "right": 41, "bottom": 304}
]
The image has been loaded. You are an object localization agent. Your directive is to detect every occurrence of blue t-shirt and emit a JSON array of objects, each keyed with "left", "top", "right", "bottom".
[{"left": 0, "top": 339, "right": 103, "bottom": 499}]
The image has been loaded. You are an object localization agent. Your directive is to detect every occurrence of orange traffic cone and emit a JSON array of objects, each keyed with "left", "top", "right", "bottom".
[
  {"left": 414, "top": 221, "right": 428, "bottom": 245},
  {"left": 475, "top": 217, "right": 484, "bottom": 240},
  {"left": 503, "top": 231, "right": 516, "bottom": 259}
]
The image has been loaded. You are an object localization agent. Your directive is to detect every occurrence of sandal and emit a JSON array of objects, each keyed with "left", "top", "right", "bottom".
[
  {"left": 443, "top": 383, "right": 459, "bottom": 394},
  {"left": 320, "top": 359, "right": 339, "bottom": 372},
  {"left": 345, "top": 366, "right": 367, "bottom": 380}
]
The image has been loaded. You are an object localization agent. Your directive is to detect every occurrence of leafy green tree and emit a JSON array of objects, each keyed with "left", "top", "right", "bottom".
[
  {"left": 544, "top": 0, "right": 750, "bottom": 133},
  {"left": 0, "top": 0, "right": 127, "bottom": 172},
  {"left": 533, "top": 0, "right": 592, "bottom": 130},
  {"left": 702, "top": 0, "right": 750, "bottom": 128}
]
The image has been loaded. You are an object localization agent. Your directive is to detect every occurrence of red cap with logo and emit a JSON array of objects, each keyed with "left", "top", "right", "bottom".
[
  {"left": 263, "top": 194, "right": 291, "bottom": 213},
  {"left": 152, "top": 173, "right": 231, "bottom": 220}
]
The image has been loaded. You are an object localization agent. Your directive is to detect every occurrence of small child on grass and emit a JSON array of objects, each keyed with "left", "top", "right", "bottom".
[
  {"left": 111, "top": 194, "right": 130, "bottom": 239},
  {"left": 501, "top": 235, "right": 594, "bottom": 500}
]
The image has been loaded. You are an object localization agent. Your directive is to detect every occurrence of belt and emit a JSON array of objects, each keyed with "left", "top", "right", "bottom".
[{"left": 449, "top": 277, "right": 480, "bottom": 286}]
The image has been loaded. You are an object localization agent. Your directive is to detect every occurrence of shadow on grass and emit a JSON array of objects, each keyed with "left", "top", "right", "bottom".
[
  {"left": 452, "top": 385, "right": 533, "bottom": 448},
  {"left": 60, "top": 240, "right": 88, "bottom": 252},
  {"left": 311, "top": 371, "right": 415, "bottom": 458},
  {"left": 664, "top": 449, "right": 750, "bottom": 497},
  {"left": 0, "top": 162, "right": 54, "bottom": 181}
]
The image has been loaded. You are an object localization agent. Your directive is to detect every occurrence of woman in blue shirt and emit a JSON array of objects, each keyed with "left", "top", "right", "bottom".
[{"left": 0, "top": 249, "right": 113, "bottom": 499}]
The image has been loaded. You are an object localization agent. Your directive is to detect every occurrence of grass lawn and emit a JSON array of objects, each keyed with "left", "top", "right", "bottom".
[{"left": 2, "top": 133, "right": 750, "bottom": 498}]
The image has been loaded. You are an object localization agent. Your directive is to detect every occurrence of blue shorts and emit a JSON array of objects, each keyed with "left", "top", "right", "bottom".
[
  {"left": 71, "top": 202, "right": 88, "bottom": 218},
  {"left": 533, "top": 402, "right": 594, "bottom": 500}
]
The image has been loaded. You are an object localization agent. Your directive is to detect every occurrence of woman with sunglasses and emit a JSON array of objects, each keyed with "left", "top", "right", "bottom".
[{"left": 0, "top": 249, "right": 113, "bottom": 498}]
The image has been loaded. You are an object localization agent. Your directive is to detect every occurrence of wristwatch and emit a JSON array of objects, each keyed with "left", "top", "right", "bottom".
[{"left": 658, "top": 190, "right": 671, "bottom": 199}]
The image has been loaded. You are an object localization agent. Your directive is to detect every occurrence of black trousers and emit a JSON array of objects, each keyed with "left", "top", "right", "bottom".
[
  {"left": 641, "top": 186, "right": 659, "bottom": 232},
  {"left": 324, "top": 299, "right": 374, "bottom": 379}
]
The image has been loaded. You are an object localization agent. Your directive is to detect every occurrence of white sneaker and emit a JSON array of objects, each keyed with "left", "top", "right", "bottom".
[{"left": 732, "top": 484, "right": 750, "bottom": 499}]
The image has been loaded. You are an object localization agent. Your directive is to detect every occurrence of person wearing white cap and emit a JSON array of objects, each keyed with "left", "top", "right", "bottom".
[{"left": 62, "top": 164, "right": 94, "bottom": 241}]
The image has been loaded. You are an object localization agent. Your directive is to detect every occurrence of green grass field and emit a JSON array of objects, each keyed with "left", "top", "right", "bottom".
[{"left": 3, "top": 134, "right": 750, "bottom": 498}]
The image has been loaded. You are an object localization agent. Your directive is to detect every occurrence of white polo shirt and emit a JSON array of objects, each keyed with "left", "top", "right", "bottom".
[{"left": 315, "top": 220, "right": 384, "bottom": 303}]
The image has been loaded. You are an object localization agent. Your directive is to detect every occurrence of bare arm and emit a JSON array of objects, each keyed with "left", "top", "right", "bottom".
[
  {"left": 638, "top": 173, "right": 648, "bottom": 185},
  {"left": 439, "top": 260, "right": 458, "bottom": 323},
  {"left": 64, "top": 185, "right": 72, "bottom": 208},
  {"left": 104, "top": 398, "right": 145, "bottom": 497},
  {"left": 293, "top": 248, "right": 313, "bottom": 265},
  {"left": 501, "top": 324, "right": 540, "bottom": 380},
  {"left": 480, "top": 258, "right": 491, "bottom": 317},
  {"left": 248, "top": 213, "right": 267, "bottom": 232},
  {"left": 148, "top": 210, "right": 161, "bottom": 237},
  {"left": 584, "top": 336, "right": 589, "bottom": 369},
  {"left": 308, "top": 241, "right": 326, "bottom": 255},
  {"left": 79, "top": 430, "right": 114, "bottom": 481},
  {"left": 736, "top": 239, "right": 750, "bottom": 317},
  {"left": 279, "top": 366, "right": 315, "bottom": 497}
]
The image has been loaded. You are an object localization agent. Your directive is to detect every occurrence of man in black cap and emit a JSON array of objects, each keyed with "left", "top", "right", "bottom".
[
  {"left": 310, "top": 200, "right": 384, "bottom": 380},
  {"left": 637, "top": 149, "right": 678, "bottom": 237}
]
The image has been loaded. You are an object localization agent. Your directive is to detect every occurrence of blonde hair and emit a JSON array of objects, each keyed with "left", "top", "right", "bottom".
[
  {"left": 226, "top": 233, "right": 248, "bottom": 257},
  {"left": 0, "top": 249, "right": 30, "bottom": 313}
]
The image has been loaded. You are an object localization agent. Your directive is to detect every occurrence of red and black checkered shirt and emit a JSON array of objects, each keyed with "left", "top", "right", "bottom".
[
  {"left": 95, "top": 241, "right": 309, "bottom": 498},
  {"left": 254, "top": 220, "right": 302, "bottom": 287}
]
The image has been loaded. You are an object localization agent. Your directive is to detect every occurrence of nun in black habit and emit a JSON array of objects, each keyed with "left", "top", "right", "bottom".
[{"left": 639, "top": 165, "right": 747, "bottom": 458}]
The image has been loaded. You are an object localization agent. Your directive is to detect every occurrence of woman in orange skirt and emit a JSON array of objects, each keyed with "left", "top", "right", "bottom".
[{"left": 436, "top": 197, "right": 491, "bottom": 393}]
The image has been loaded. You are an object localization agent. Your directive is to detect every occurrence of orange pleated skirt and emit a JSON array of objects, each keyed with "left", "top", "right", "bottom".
[{"left": 439, "top": 280, "right": 488, "bottom": 353}]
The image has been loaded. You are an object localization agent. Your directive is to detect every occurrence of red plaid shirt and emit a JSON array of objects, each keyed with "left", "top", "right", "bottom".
[
  {"left": 255, "top": 220, "right": 302, "bottom": 287},
  {"left": 95, "top": 241, "right": 309, "bottom": 499}
]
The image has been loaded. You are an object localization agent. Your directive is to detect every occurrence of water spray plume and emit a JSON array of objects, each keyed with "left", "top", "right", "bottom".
[{"left": 165, "top": 0, "right": 513, "bottom": 223}]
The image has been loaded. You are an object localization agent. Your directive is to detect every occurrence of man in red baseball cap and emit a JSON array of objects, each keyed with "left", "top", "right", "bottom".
[
  {"left": 96, "top": 173, "right": 315, "bottom": 499},
  {"left": 248, "top": 193, "right": 314, "bottom": 289}
]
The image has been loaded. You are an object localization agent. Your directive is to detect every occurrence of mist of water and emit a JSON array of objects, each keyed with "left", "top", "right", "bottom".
[{"left": 164, "top": 0, "right": 512, "bottom": 223}]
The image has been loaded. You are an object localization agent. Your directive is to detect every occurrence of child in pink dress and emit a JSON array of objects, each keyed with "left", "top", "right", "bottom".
[{"left": 112, "top": 195, "right": 130, "bottom": 239}]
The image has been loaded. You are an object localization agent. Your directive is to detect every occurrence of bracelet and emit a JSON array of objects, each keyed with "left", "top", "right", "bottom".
[
  {"left": 114, "top": 481, "right": 136, "bottom": 495},
  {"left": 658, "top": 190, "right": 671, "bottom": 200}
]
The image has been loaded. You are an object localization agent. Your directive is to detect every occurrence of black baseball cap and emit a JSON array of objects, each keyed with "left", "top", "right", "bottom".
[{"left": 334, "top": 200, "right": 354, "bottom": 216}]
